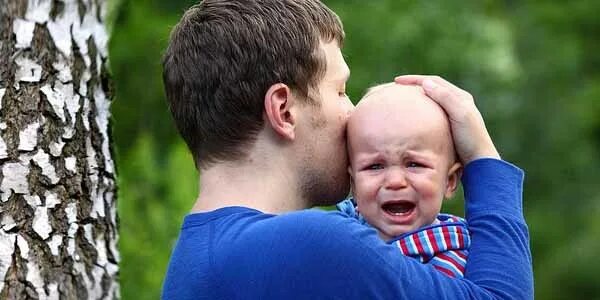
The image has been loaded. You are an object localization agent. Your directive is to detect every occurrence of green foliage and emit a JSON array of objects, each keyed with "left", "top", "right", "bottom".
[
  {"left": 117, "top": 135, "right": 197, "bottom": 299},
  {"left": 109, "top": 0, "right": 600, "bottom": 298}
]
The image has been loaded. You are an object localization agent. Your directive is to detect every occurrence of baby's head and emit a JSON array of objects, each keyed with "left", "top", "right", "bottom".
[{"left": 347, "top": 83, "right": 462, "bottom": 241}]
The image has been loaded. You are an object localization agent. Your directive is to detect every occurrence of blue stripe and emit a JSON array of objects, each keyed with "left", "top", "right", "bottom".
[
  {"left": 417, "top": 230, "right": 434, "bottom": 258},
  {"left": 434, "top": 227, "right": 446, "bottom": 250}
]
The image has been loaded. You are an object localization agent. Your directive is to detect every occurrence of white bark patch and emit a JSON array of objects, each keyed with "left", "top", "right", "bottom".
[
  {"left": 32, "top": 150, "right": 60, "bottom": 184},
  {"left": 40, "top": 84, "right": 66, "bottom": 122},
  {"left": 17, "top": 234, "right": 29, "bottom": 259},
  {"left": 96, "top": 235, "right": 107, "bottom": 267},
  {"left": 0, "top": 231, "right": 16, "bottom": 292},
  {"left": 65, "top": 203, "right": 78, "bottom": 255},
  {"left": 33, "top": 206, "right": 52, "bottom": 240},
  {"left": 53, "top": 58, "right": 73, "bottom": 83},
  {"left": 90, "top": 266, "right": 105, "bottom": 298},
  {"left": 0, "top": 135, "right": 7, "bottom": 159},
  {"left": 82, "top": 224, "right": 93, "bottom": 246},
  {"left": 15, "top": 56, "right": 42, "bottom": 83},
  {"left": 26, "top": 260, "right": 45, "bottom": 298},
  {"left": 66, "top": 201, "right": 78, "bottom": 256},
  {"left": 94, "top": 87, "right": 114, "bottom": 174},
  {"left": 47, "top": 20, "right": 72, "bottom": 58},
  {"left": 67, "top": 238, "right": 75, "bottom": 256},
  {"left": 45, "top": 0, "right": 78, "bottom": 57},
  {"left": 81, "top": 97, "right": 90, "bottom": 138},
  {"left": 49, "top": 140, "right": 65, "bottom": 157},
  {"left": 24, "top": 194, "right": 41, "bottom": 207},
  {"left": 48, "top": 234, "right": 62, "bottom": 256},
  {"left": 18, "top": 121, "right": 40, "bottom": 151},
  {"left": 79, "top": 70, "right": 91, "bottom": 98},
  {"left": 65, "top": 93, "right": 80, "bottom": 124},
  {"left": 63, "top": 93, "right": 80, "bottom": 139},
  {"left": 45, "top": 191, "right": 59, "bottom": 208},
  {"left": 0, "top": 122, "right": 7, "bottom": 130},
  {"left": 46, "top": 282, "right": 59, "bottom": 300},
  {"left": 1, "top": 214, "right": 16, "bottom": 231},
  {"left": 25, "top": 0, "right": 51, "bottom": 23},
  {"left": 93, "top": 183, "right": 105, "bottom": 218},
  {"left": 65, "top": 156, "right": 76, "bottom": 172},
  {"left": 13, "top": 18, "right": 36, "bottom": 49},
  {"left": 1, "top": 160, "right": 31, "bottom": 201},
  {"left": 65, "top": 202, "right": 77, "bottom": 224},
  {"left": 107, "top": 262, "right": 118, "bottom": 278},
  {"left": 0, "top": 88, "right": 5, "bottom": 109},
  {"left": 72, "top": 1, "right": 107, "bottom": 66},
  {"left": 90, "top": 9, "right": 109, "bottom": 58}
]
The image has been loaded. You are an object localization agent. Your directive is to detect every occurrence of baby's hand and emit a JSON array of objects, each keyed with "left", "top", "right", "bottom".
[{"left": 394, "top": 75, "right": 500, "bottom": 164}]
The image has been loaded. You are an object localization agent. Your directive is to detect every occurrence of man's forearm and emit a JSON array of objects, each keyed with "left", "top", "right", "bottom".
[{"left": 462, "top": 158, "right": 533, "bottom": 299}]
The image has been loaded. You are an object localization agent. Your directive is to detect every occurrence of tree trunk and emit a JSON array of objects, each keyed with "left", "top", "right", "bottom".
[{"left": 0, "top": 0, "right": 118, "bottom": 299}]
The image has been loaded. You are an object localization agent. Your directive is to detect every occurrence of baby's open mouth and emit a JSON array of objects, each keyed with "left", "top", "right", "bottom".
[{"left": 382, "top": 201, "right": 415, "bottom": 216}]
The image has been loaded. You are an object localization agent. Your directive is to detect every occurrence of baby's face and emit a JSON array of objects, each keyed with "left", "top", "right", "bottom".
[{"left": 347, "top": 84, "right": 460, "bottom": 241}]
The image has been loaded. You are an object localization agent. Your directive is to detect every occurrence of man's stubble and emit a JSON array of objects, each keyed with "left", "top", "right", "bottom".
[{"left": 298, "top": 102, "right": 350, "bottom": 207}]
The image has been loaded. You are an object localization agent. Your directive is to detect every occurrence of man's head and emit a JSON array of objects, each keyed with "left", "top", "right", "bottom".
[
  {"left": 163, "top": 0, "right": 353, "bottom": 206},
  {"left": 163, "top": 0, "right": 344, "bottom": 169},
  {"left": 347, "top": 83, "right": 462, "bottom": 240}
]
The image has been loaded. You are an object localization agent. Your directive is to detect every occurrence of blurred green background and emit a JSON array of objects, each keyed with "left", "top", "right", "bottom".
[{"left": 108, "top": 0, "right": 600, "bottom": 299}]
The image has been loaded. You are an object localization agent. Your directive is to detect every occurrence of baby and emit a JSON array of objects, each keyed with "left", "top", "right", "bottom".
[{"left": 337, "top": 83, "right": 470, "bottom": 278}]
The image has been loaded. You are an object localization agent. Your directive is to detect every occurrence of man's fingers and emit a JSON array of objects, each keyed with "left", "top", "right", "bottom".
[
  {"left": 422, "top": 78, "right": 457, "bottom": 114},
  {"left": 394, "top": 75, "right": 426, "bottom": 85},
  {"left": 395, "top": 75, "right": 471, "bottom": 102}
]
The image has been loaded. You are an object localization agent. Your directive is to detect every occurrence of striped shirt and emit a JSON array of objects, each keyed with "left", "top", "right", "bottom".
[{"left": 336, "top": 199, "right": 470, "bottom": 278}]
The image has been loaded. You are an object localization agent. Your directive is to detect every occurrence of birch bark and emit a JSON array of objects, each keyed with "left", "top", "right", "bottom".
[{"left": 0, "top": 0, "right": 118, "bottom": 298}]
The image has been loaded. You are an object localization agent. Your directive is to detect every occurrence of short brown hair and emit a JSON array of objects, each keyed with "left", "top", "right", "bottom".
[{"left": 162, "top": 0, "right": 344, "bottom": 169}]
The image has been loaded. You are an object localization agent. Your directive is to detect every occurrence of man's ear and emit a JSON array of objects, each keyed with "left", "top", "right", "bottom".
[
  {"left": 264, "top": 83, "right": 296, "bottom": 140},
  {"left": 444, "top": 162, "right": 463, "bottom": 199}
]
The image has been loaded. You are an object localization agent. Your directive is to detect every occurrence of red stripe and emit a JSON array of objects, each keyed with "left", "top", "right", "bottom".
[
  {"left": 457, "top": 226, "right": 464, "bottom": 248},
  {"left": 456, "top": 250, "right": 467, "bottom": 260},
  {"left": 426, "top": 228, "right": 439, "bottom": 253},
  {"left": 399, "top": 238, "right": 409, "bottom": 255},
  {"left": 434, "top": 265, "right": 456, "bottom": 278},
  {"left": 412, "top": 233, "right": 425, "bottom": 257},
  {"left": 437, "top": 253, "right": 465, "bottom": 273},
  {"left": 442, "top": 226, "right": 453, "bottom": 249}
]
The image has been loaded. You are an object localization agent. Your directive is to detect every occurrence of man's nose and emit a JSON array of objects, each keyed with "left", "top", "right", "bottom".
[{"left": 384, "top": 167, "right": 408, "bottom": 190}]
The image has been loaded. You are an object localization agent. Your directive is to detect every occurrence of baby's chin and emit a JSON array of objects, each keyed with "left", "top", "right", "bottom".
[{"left": 379, "top": 220, "right": 435, "bottom": 241}]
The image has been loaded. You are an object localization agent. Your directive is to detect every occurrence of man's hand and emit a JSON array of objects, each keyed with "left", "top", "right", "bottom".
[{"left": 394, "top": 75, "right": 500, "bottom": 164}]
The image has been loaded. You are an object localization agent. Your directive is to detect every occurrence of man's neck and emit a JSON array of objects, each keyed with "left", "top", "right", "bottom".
[{"left": 191, "top": 156, "right": 307, "bottom": 215}]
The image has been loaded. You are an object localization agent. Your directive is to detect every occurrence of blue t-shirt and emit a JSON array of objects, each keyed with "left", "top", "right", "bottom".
[{"left": 162, "top": 159, "right": 533, "bottom": 299}]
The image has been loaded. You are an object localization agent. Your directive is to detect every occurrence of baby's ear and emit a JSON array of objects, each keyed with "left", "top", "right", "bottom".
[{"left": 444, "top": 162, "right": 463, "bottom": 199}]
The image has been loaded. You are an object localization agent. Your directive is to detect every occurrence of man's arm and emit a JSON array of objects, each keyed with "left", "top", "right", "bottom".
[{"left": 218, "top": 159, "right": 531, "bottom": 299}]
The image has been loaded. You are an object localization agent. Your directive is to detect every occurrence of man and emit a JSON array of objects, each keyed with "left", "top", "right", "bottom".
[{"left": 161, "top": 0, "right": 533, "bottom": 299}]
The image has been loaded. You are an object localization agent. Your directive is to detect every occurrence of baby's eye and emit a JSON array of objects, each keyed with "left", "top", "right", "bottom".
[
  {"left": 407, "top": 162, "right": 424, "bottom": 168},
  {"left": 366, "top": 164, "right": 384, "bottom": 170}
]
